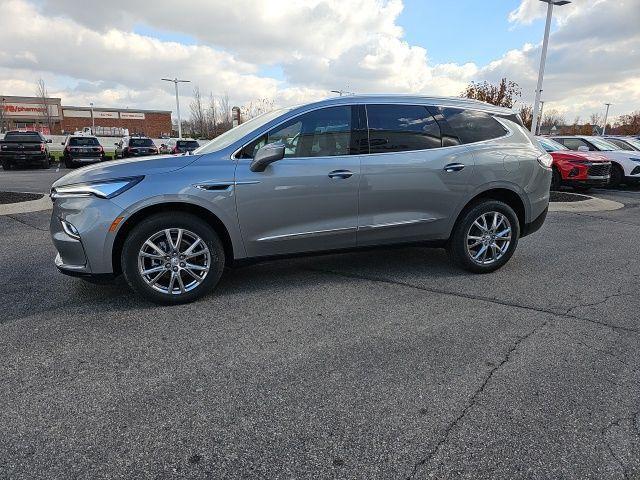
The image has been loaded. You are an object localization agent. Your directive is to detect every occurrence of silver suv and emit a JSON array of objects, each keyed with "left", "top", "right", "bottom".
[{"left": 50, "top": 95, "right": 551, "bottom": 304}]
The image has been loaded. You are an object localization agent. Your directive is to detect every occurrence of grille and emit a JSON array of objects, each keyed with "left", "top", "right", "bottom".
[{"left": 588, "top": 163, "right": 611, "bottom": 177}]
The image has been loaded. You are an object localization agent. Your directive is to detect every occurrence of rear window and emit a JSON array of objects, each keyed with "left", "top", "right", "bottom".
[
  {"left": 366, "top": 104, "right": 441, "bottom": 153},
  {"left": 130, "top": 138, "right": 154, "bottom": 147},
  {"left": 439, "top": 108, "right": 508, "bottom": 144},
  {"left": 177, "top": 140, "right": 199, "bottom": 148},
  {"left": 4, "top": 132, "right": 44, "bottom": 142},
  {"left": 69, "top": 137, "right": 100, "bottom": 146}
]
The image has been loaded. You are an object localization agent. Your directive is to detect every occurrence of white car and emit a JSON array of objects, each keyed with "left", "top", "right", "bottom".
[{"left": 551, "top": 135, "right": 640, "bottom": 187}]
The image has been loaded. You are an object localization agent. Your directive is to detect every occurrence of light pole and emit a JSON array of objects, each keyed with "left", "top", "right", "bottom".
[
  {"left": 530, "top": 0, "right": 571, "bottom": 135},
  {"left": 602, "top": 103, "right": 612, "bottom": 135},
  {"left": 162, "top": 77, "right": 190, "bottom": 139},
  {"left": 537, "top": 100, "right": 545, "bottom": 135},
  {"left": 89, "top": 102, "right": 95, "bottom": 133}
]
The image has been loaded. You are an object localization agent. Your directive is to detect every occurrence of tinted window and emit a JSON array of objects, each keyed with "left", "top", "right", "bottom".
[
  {"left": 130, "top": 138, "right": 154, "bottom": 147},
  {"left": 69, "top": 137, "right": 99, "bottom": 146},
  {"left": 366, "top": 104, "right": 441, "bottom": 153},
  {"left": 240, "top": 106, "right": 352, "bottom": 159},
  {"left": 4, "top": 132, "right": 44, "bottom": 142},
  {"left": 440, "top": 108, "right": 507, "bottom": 144},
  {"left": 605, "top": 139, "right": 633, "bottom": 150},
  {"left": 558, "top": 138, "right": 589, "bottom": 151}
]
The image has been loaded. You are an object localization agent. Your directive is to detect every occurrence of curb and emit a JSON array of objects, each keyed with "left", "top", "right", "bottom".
[
  {"left": 0, "top": 195, "right": 52, "bottom": 215},
  {"left": 549, "top": 196, "right": 623, "bottom": 212}
]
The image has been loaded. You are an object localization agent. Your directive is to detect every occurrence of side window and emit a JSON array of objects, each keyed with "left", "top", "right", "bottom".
[
  {"left": 239, "top": 106, "right": 352, "bottom": 159},
  {"left": 440, "top": 108, "right": 508, "bottom": 144},
  {"left": 561, "top": 138, "right": 587, "bottom": 151},
  {"left": 366, "top": 104, "right": 441, "bottom": 153}
]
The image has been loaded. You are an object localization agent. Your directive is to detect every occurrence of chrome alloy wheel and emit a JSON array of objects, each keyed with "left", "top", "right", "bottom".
[
  {"left": 138, "top": 228, "right": 211, "bottom": 295},
  {"left": 466, "top": 212, "right": 512, "bottom": 265}
]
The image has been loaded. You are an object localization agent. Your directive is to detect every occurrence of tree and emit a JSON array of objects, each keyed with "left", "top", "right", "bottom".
[
  {"left": 541, "top": 109, "right": 566, "bottom": 128},
  {"left": 35, "top": 78, "right": 54, "bottom": 134},
  {"left": 461, "top": 78, "right": 521, "bottom": 108},
  {"left": 518, "top": 104, "right": 533, "bottom": 130},
  {"left": 189, "top": 86, "right": 207, "bottom": 138},
  {"left": 612, "top": 111, "right": 640, "bottom": 135},
  {"left": 589, "top": 112, "right": 603, "bottom": 128},
  {"left": 241, "top": 98, "right": 274, "bottom": 121},
  {"left": 217, "top": 93, "right": 232, "bottom": 130}
]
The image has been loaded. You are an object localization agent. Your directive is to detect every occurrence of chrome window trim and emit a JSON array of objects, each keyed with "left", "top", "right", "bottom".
[{"left": 231, "top": 103, "right": 515, "bottom": 161}]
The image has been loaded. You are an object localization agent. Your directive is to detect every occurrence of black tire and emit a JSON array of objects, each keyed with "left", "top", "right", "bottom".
[
  {"left": 121, "top": 213, "right": 225, "bottom": 304},
  {"left": 609, "top": 163, "right": 624, "bottom": 188},
  {"left": 2, "top": 161, "right": 11, "bottom": 170},
  {"left": 551, "top": 168, "right": 562, "bottom": 191},
  {"left": 41, "top": 157, "right": 50, "bottom": 169},
  {"left": 64, "top": 158, "right": 74, "bottom": 169},
  {"left": 447, "top": 200, "right": 520, "bottom": 274}
]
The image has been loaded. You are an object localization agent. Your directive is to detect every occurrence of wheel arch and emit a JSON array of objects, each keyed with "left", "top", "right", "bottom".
[
  {"left": 111, "top": 202, "right": 236, "bottom": 275},
  {"left": 454, "top": 187, "right": 527, "bottom": 234}
]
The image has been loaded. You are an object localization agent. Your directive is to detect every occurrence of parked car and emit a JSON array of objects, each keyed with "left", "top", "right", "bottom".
[
  {"left": 0, "top": 131, "right": 51, "bottom": 170},
  {"left": 61, "top": 135, "right": 105, "bottom": 168},
  {"left": 551, "top": 135, "right": 640, "bottom": 187},
  {"left": 50, "top": 95, "right": 551, "bottom": 304},
  {"left": 603, "top": 136, "right": 640, "bottom": 152},
  {"left": 536, "top": 136, "right": 610, "bottom": 191},
  {"left": 168, "top": 139, "right": 200, "bottom": 154},
  {"left": 117, "top": 136, "right": 158, "bottom": 158}
]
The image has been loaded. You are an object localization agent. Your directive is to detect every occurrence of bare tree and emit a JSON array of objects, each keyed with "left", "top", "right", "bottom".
[
  {"left": 189, "top": 86, "right": 208, "bottom": 138},
  {"left": 461, "top": 78, "right": 521, "bottom": 108},
  {"left": 217, "top": 93, "right": 232, "bottom": 129},
  {"left": 541, "top": 109, "right": 566, "bottom": 128},
  {"left": 241, "top": 98, "right": 275, "bottom": 121},
  {"left": 207, "top": 93, "right": 218, "bottom": 138},
  {"left": 35, "top": 78, "right": 54, "bottom": 133},
  {"left": 589, "top": 112, "right": 603, "bottom": 128},
  {"left": 518, "top": 104, "right": 533, "bottom": 130}
]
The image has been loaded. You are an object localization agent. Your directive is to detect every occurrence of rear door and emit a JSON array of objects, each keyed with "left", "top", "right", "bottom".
[
  {"left": 356, "top": 104, "right": 475, "bottom": 246},
  {"left": 234, "top": 105, "right": 366, "bottom": 257}
]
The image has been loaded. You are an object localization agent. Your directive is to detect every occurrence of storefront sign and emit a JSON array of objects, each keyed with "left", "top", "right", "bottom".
[
  {"left": 2, "top": 103, "right": 59, "bottom": 118},
  {"left": 120, "top": 112, "right": 145, "bottom": 120}
]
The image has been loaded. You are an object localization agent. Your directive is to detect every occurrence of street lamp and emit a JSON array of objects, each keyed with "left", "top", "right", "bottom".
[
  {"left": 602, "top": 103, "right": 612, "bottom": 135},
  {"left": 537, "top": 100, "right": 545, "bottom": 135},
  {"left": 162, "top": 77, "right": 191, "bottom": 139},
  {"left": 530, "top": 0, "right": 571, "bottom": 135},
  {"left": 89, "top": 102, "right": 95, "bottom": 133}
]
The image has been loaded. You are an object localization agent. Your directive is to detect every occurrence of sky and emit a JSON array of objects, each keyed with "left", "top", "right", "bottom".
[{"left": 1, "top": 0, "right": 639, "bottom": 124}]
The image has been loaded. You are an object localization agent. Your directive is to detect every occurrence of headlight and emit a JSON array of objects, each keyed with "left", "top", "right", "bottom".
[
  {"left": 51, "top": 176, "right": 143, "bottom": 199},
  {"left": 537, "top": 153, "right": 553, "bottom": 168}
]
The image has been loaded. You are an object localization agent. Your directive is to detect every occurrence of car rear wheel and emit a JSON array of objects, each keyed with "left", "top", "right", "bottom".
[
  {"left": 447, "top": 200, "right": 520, "bottom": 274},
  {"left": 121, "top": 213, "right": 225, "bottom": 304},
  {"left": 64, "top": 158, "right": 74, "bottom": 169},
  {"left": 608, "top": 163, "right": 624, "bottom": 188},
  {"left": 2, "top": 161, "right": 11, "bottom": 170}
]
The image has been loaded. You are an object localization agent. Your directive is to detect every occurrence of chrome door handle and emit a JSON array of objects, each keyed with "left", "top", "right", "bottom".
[
  {"left": 444, "top": 163, "right": 465, "bottom": 172},
  {"left": 328, "top": 169, "right": 353, "bottom": 179}
]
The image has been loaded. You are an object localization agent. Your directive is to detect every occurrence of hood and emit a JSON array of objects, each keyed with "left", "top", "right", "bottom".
[
  {"left": 52, "top": 154, "right": 200, "bottom": 187},
  {"left": 551, "top": 151, "right": 609, "bottom": 162}
]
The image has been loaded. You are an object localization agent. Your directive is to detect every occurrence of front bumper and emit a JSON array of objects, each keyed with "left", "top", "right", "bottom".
[{"left": 50, "top": 195, "right": 124, "bottom": 275}]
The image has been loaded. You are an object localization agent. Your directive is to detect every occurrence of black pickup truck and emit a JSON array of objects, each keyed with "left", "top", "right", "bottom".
[{"left": 0, "top": 131, "right": 52, "bottom": 170}]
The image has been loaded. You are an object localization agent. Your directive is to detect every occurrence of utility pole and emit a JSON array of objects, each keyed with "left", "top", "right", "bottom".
[
  {"left": 530, "top": 0, "right": 571, "bottom": 135},
  {"left": 90, "top": 102, "right": 95, "bottom": 133},
  {"left": 162, "top": 77, "right": 191, "bottom": 139},
  {"left": 537, "top": 100, "right": 545, "bottom": 135},
  {"left": 602, "top": 103, "right": 612, "bottom": 135}
]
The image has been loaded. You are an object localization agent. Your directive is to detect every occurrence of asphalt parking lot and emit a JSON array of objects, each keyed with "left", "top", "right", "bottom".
[{"left": 1, "top": 167, "right": 639, "bottom": 479}]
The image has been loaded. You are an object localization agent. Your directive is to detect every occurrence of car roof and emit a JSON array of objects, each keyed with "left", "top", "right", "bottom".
[{"left": 291, "top": 94, "right": 516, "bottom": 115}]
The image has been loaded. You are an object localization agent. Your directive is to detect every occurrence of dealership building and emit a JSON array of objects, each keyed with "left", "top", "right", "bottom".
[{"left": 0, "top": 95, "right": 172, "bottom": 137}]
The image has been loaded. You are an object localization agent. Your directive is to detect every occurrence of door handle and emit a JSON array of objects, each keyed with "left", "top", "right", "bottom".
[
  {"left": 444, "top": 163, "right": 465, "bottom": 172},
  {"left": 328, "top": 169, "right": 353, "bottom": 179}
]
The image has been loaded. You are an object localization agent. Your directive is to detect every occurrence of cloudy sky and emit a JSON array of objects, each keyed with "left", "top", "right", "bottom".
[{"left": 1, "top": 0, "right": 639, "bottom": 123}]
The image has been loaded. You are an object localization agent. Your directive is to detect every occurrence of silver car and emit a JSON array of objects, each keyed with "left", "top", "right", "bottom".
[{"left": 50, "top": 95, "right": 552, "bottom": 304}]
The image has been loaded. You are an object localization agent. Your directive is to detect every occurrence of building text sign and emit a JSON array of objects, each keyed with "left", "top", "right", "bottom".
[{"left": 2, "top": 103, "right": 59, "bottom": 118}]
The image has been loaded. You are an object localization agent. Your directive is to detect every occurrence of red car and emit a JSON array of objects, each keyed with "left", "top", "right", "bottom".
[{"left": 537, "top": 136, "right": 611, "bottom": 191}]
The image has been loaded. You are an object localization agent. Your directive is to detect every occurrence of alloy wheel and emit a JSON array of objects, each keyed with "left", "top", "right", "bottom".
[
  {"left": 466, "top": 212, "right": 512, "bottom": 265},
  {"left": 137, "top": 228, "right": 211, "bottom": 295}
]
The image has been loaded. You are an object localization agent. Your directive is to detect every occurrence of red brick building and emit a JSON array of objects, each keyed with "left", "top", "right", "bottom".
[{"left": 1, "top": 95, "right": 172, "bottom": 137}]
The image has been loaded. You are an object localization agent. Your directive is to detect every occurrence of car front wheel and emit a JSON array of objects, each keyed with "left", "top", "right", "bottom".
[
  {"left": 121, "top": 213, "right": 225, "bottom": 304},
  {"left": 447, "top": 200, "right": 520, "bottom": 273}
]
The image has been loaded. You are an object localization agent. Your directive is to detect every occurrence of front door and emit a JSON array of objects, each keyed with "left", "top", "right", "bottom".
[
  {"left": 234, "top": 105, "right": 364, "bottom": 257},
  {"left": 357, "top": 104, "right": 475, "bottom": 246}
]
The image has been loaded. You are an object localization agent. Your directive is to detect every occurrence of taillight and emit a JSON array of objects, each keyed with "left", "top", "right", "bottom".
[
  {"left": 40, "top": 143, "right": 46, "bottom": 152},
  {"left": 172, "top": 147, "right": 178, "bottom": 154},
  {"left": 537, "top": 153, "right": 553, "bottom": 168}
]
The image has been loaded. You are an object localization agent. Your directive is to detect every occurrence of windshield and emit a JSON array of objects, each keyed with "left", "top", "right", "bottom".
[
  {"left": 69, "top": 137, "right": 99, "bottom": 146},
  {"left": 130, "top": 138, "right": 154, "bottom": 147},
  {"left": 588, "top": 137, "right": 619, "bottom": 151},
  {"left": 537, "top": 137, "right": 567, "bottom": 152},
  {"left": 194, "top": 107, "right": 292, "bottom": 155}
]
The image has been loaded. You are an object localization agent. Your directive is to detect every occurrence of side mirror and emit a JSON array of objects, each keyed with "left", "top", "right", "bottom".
[
  {"left": 46, "top": 138, "right": 52, "bottom": 143},
  {"left": 250, "top": 143, "right": 285, "bottom": 172},
  {"left": 577, "top": 145, "right": 589, "bottom": 152}
]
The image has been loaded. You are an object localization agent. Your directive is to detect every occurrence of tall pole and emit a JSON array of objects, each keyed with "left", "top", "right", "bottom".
[
  {"left": 162, "top": 77, "right": 190, "bottom": 139},
  {"left": 602, "top": 103, "right": 611, "bottom": 135},
  {"left": 537, "top": 100, "right": 545, "bottom": 135},
  {"left": 531, "top": 2, "right": 554, "bottom": 135},
  {"left": 90, "top": 102, "right": 95, "bottom": 133}
]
